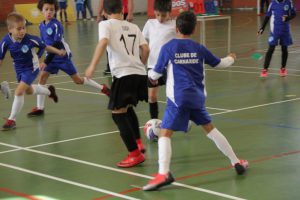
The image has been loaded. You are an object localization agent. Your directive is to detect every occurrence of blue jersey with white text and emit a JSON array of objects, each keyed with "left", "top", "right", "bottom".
[
  {"left": 0, "top": 34, "right": 46, "bottom": 74},
  {"left": 39, "top": 18, "right": 71, "bottom": 62},
  {"left": 153, "top": 39, "right": 221, "bottom": 109},
  {"left": 266, "top": 0, "right": 296, "bottom": 33}
]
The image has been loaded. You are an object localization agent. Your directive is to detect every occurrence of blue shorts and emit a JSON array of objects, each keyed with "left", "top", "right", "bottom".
[
  {"left": 161, "top": 100, "right": 212, "bottom": 132},
  {"left": 268, "top": 31, "right": 293, "bottom": 46},
  {"left": 16, "top": 69, "right": 39, "bottom": 85},
  {"left": 59, "top": 2, "right": 67, "bottom": 9},
  {"left": 76, "top": 4, "right": 84, "bottom": 12},
  {"left": 44, "top": 60, "right": 77, "bottom": 76}
]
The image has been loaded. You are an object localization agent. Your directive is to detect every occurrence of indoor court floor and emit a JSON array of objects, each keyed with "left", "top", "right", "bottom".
[{"left": 0, "top": 11, "right": 300, "bottom": 200}]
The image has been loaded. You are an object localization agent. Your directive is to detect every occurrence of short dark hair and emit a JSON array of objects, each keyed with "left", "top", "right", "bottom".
[
  {"left": 37, "top": 0, "right": 59, "bottom": 11},
  {"left": 104, "top": 0, "right": 123, "bottom": 15},
  {"left": 154, "top": 0, "right": 172, "bottom": 12},
  {"left": 6, "top": 12, "right": 26, "bottom": 29},
  {"left": 176, "top": 11, "right": 196, "bottom": 35}
]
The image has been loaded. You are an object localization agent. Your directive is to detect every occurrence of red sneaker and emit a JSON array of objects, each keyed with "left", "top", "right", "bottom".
[
  {"left": 117, "top": 153, "right": 145, "bottom": 168},
  {"left": 136, "top": 139, "right": 146, "bottom": 153},
  {"left": 143, "top": 172, "right": 175, "bottom": 191},
  {"left": 233, "top": 159, "right": 249, "bottom": 175},
  {"left": 279, "top": 68, "right": 287, "bottom": 77},
  {"left": 101, "top": 84, "right": 110, "bottom": 97},
  {"left": 2, "top": 119, "right": 16, "bottom": 131},
  {"left": 27, "top": 107, "right": 44, "bottom": 117},
  {"left": 260, "top": 69, "right": 268, "bottom": 77}
]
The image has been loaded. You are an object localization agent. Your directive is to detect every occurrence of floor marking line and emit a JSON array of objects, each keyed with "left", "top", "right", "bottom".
[
  {"left": 0, "top": 188, "right": 41, "bottom": 200},
  {"left": 157, "top": 101, "right": 232, "bottom": 112},
  {"left": 0, "top": 162, "right": 140, "bottom": 200}
]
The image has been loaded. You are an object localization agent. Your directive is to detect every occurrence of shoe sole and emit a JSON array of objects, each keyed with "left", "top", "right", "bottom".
[
  {"left": 2, "top": 126, "right": 16, "bottom": 131},
  {"left": 117, "top": 158, "right": 145, "bottom": 168},
  {"left": 27, "top": 113, "right": 44, "bottom": 117},
  {"left": 143, "top": 176, "right": 175, "bottom": 191}
]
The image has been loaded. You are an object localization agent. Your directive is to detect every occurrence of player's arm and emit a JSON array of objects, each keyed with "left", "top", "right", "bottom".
[
  {"left": 283, "top": 1, "right": 296, "bottom": 22},
  {"left": 0, "top": 39, "right": 8, "bottom": 63},
  {"left": 85, "top": 38, "right": 108, "bottom": 78},
  {"left": 97, "top": 0, "right": 104, "bottom": 23},
  {"left": 202, "top": 46, "right": 235, "bottom": 68},
  {"left": 45, "top": 45, "right": 66, "bottom": 57},
  {"left": 148, "top": 46, "right": 169, "bottom": 82},
  {"left": 258, "top": 3, "right": 272, "bottom": 35},
  {"left": 127, "top": 0, "right": 134, "bottom": 22},
  {"left": 140, "top": 44, "right": 150, "bottom": 65},
  {"left": 215, "top": 53, "right": 236, "bottom": 68}
]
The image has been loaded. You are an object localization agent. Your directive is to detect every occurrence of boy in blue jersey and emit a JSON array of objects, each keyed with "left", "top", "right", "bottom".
[
  {"left": 258, "top": 0, "right": 296, "bottom": 77},
  {"left": 0, "top": 12, "right": 65, "bottom": 130},
  {"left": 143, "top": 11, "right": 248, "bottom": 191},
  {"left": 27, "top": 0, "right": 109, "bottom": 117},
  {"left": 0, "top": 81, "right": 11, "bottom": 99}
]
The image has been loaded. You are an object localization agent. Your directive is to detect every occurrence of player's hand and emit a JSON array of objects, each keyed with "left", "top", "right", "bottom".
[
  {"left": 228, "top": 53, "right": 236, "bottom": 60},
  {"left": 126, "top": 14, "right": 133, "bottom": 22},
  {"left": 96, "top": 15, "right": 103, "bottom": 23},
  {"left": 282, "top": 15, "right": 288, "bottom": 22},
  {"left": 85, "top": 66, "right": 94, "bottom": 79},
  {"left": 58, "top": 49, "right": 66, "bottom": 57},
  {"left": 149, "top": 78, "right": 158, "bottom": 86},
  {"left": 39, "top": 62, "right": 47, "bottom": 71},
  {"left": 257, "top": 28, "right": 264, "bottom": 36}
]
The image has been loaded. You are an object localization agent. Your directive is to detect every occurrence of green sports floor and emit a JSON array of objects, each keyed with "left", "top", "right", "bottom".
[{"left": 0, "top": 11, "right": 300, "bottom": 200}]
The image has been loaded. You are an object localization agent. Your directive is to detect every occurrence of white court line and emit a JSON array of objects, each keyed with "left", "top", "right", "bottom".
[
  {"left": 56, "top": 87, "right": 106, "bottom": 95},
  {"left": 0, "top": 162, "right": 140, "bottom": 200},
  {"left": 231, "top": 65, "right": 300, "bottom": 72},
  {"left": 0, "top": 142, "right": 246, "bottom": 200},
  {"left": 157, "top": 101, "right": 232, "bottom": 112}
]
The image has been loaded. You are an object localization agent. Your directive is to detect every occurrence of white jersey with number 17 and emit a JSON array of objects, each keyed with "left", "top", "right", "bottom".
[{"left": 98, "top": 19, "right": 147, "bottom": 78}]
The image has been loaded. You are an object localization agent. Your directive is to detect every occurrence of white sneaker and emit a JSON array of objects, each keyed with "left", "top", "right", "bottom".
[{"left": 0, "top": 81, "right": 11, "bottom": 99}]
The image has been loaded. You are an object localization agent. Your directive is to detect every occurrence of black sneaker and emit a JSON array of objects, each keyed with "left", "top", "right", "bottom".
[
  {"left": 27, "top": 107, "right": 44, "bottom": 117},
  {"left": 48, "top": 85, "right": 58, "bottom": 103},
  {"left": 234, "top": 160, "right": 249, "bottom": 175}
]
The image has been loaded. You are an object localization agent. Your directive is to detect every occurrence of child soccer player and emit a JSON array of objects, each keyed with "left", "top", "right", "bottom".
[
  {"left": 143, "top": 11, "right": 248, "bottom": 191},
  {"left": 142, "top": 0, "right": 176, "bottom": 119},
  {"left": 27, "top": 0, "right": 109, "bottom": 117},
  {"left": 258, "top": 0, "right": 296, "bottom": 77},
  {"left": 0, "top": 81, "right": 11, "bottom": 99},
  {"left": 85, "top": 0, "right": 149, "bottom": 168},
  {"left": 0, "top": 12, "right": 65, "bottom": 130},
  {"left": 58, "top": 0, "right": 68, "bottom": 22}
]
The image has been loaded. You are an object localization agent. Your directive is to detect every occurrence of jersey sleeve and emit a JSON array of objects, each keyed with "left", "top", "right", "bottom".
[
  {"left": 289, "top": 0, "right": 296, "bottom": 16},
  {"left": 29, "top": 35, "right": 46, "bottom": 58},
  {"left": 98, "top": 21, "right": 110, "bottom": 41},
  {"left": 0, "top": 37, "right": 8, "bottom": 60},
  {"left": 201, "top": 46, "right": 221, "bottom": 67},
  {"left": 137, "top": 25, "right": 148, "bottom": 46},
  {"left": 153, "top": 44, "right": 169, "bottom": 74},
  {"left": 142, "top": 20, "right": 150, "bottom": 40},
  {"left": 52, "top": 22, "right": 63, "bottom": 42},
  {"left": 265, "top": 2, "right": 273, "bottom": 17}
]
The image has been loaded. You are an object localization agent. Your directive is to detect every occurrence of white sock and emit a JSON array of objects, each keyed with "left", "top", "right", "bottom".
[
  {"left": 83, "top": 77, "right": 103, "bottom": 90},
  {"left": 158, "top": 137, "right": 172, "bottom": 174},
  {"left": 207, "top": 128, "right": 240, "bottom": 165},
  {"left": 35, "top": 84, "right": 47, "bottom": 110},
  {"left": 32, "top": 84, "right": 50, "bottom": 95},
  {"left": 8, "top": 95, "right": 24, "bottom": 121}
]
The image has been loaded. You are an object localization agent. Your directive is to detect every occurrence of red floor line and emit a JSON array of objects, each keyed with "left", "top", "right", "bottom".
[
  {"left": 0, "top": 188, "right": 41, "bottom": 200},
  {"left": 94, "top": 149, "right": 300, "bottom": 200},
  {"left": 93, "top": 188, "right": 141, "bottom": 200}
]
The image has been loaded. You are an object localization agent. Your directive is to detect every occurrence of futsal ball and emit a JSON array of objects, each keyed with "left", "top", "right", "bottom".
[{"left": 143, "top": 119, "right": 162, "bottom": 141}]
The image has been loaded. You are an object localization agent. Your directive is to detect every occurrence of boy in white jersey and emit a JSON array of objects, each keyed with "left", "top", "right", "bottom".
[
  {"left": 85, "top": 0, "right": 150, "bottom": 168},
  {"left": 0, "top": 81, "right": 11, "bottom": 99},
  {"left": 142, "top": 0, "right": 176, "bottom": 119},
  {"left": 143, "top": 11, "right": 248, "bottom": 191}
]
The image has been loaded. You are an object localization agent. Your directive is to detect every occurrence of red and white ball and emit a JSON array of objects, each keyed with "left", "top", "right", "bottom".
[{"left": 143, "top": 119, "right": 162, "bottom": 141}]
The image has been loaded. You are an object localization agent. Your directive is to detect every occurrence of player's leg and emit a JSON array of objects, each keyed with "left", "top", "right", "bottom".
[
  {"left": 280, "top": 45, "right": 288, "bottom": 76},
  {"left": 148, "top": 86, "right": 159, "bottom": 119},
  {"left": 0, "top": 81, "right": 11, "bottom": 99},
  {"left": 2, "top": 82, "right": 28, "bottom": 130},
  {"left": 127, "top": 106, "right": 145, "bottom": 153},
  {"left": 27, "top": 71, "right": 50, "bottom": 117},
  {"left": 202, "top": 123, "right": 248, "bottom": 175},
  {"left": 261, "top": 45, "right": 275, "bottom": 77},
  {"left": 112, "top": 107, "right": 145, "bottom": 167}
]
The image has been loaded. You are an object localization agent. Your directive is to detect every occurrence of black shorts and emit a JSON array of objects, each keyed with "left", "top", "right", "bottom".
[
  {"left": 108, "top": 75, "right": 148, "bottom": 110},
  {"left": 147, "top": 69, "right": 167, "bottom": 88}
]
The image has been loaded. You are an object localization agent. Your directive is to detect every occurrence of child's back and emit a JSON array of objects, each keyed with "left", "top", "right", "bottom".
[{"left": 99, "top": 19, "right": 147, "bottom": 77}]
